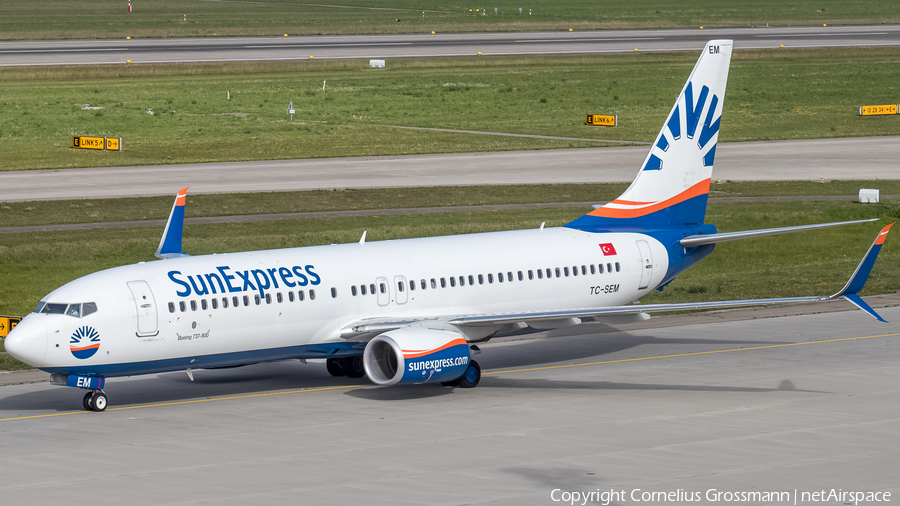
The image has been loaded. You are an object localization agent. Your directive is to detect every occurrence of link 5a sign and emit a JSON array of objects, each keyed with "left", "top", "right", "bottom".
[
  {"left": 586, "top": 114, "right": 617, "bottom": 126},
  {"left": 73, "top": 136, "right": 122, "bottom": 151}
]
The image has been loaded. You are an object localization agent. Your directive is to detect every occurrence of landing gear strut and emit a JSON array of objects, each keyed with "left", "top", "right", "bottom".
[{"left": 82, "top": 390, "right": 108, "bottom": 411}]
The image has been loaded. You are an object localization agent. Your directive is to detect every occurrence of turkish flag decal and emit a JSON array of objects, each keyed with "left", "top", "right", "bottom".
[{"left": 599, "top": 243, "right": 617, "bottom": 256}]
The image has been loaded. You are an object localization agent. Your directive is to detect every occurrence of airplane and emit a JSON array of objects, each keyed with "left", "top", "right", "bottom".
[{"left": 5, "top": 39, "right": 893, "bottom": 412}]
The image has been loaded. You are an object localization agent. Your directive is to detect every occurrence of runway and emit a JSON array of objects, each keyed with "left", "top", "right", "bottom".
[
  {"left": 2, "top": 299, "right": 899, "bottom": 505},
  {"left": 1, "top": 136, "right": 897, "bottom": 202},
  {"left": 1, "top": 25, "right": 899, "bottom": 66}
]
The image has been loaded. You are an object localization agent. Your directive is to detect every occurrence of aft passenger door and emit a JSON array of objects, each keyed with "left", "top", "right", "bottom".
[
  {"left": 636, "top": 240, "right": 653, "bottom": 290},
  {"left": 127, "top": 280, "right": 159, "bottom": 336}
]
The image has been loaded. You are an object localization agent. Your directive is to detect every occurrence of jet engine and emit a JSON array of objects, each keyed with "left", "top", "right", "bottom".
[{"left": 363, "top": 327, "right": 471, "bottom": 386}]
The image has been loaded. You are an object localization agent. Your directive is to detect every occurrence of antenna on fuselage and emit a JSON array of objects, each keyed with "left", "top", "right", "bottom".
[{"left": 359, "top": 231, "right": 367, "bottom": 245}]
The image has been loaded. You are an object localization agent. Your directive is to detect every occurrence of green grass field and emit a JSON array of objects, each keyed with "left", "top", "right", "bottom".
[
  {"left": 1, "top": 0, "right": 899, "bottom": 40},
  {"left": 3, "top": 47, "right": 900, "bottom": 171}
]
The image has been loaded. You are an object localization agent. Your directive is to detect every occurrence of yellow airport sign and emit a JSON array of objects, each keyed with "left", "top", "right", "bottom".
[
  {"left": 860, "top": 104, "right": 898, "bottom": 116},
  {"left": 73, "top": 136, "right": 123, "bottom": 150},
  {"left": 73, "top": 136, "right": 106, "bottom": 149},
  {"left": 586, "top": 114, "right": 617, "bottom": 126},
  {"left": 0, "top": 316, "right": 21, "bottom": 338}
]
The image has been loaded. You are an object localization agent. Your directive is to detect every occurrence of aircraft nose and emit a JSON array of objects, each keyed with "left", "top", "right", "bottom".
[{"left": 4, "top": 317, "right": 48, "bottom": 367}]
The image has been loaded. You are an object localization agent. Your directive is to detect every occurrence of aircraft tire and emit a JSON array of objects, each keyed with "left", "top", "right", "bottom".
[
  {"left": 83, "top": 391, "right": 94, "bottom": 411},
  {"left": 456, "top": 360, "right": 481, "bottom": 388},
  {"left": 91, "top": 391, "right": 108, "bottom": 412},
  {"left": 326, "top": 358, "right": 345, "bottom": 377},
  {"left": 342, "top": 356, "right": 366, "bottom": 379},
  {"left": 441, "top": 379, "right": 460, "bottom": 387}
]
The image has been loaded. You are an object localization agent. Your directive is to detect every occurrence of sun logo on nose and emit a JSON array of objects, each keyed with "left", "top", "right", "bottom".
[{"left": 70, "top": 326, "right": 100, "bottom": 359}]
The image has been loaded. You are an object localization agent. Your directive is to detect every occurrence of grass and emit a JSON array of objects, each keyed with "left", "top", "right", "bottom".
[
  {"left": 3, "top": 47, "right": 900, "bottom": 171},
  {"left": 5, "top": 180, "right": 900, "bottom": 228},
  {"left": 1, "top": 0, "right": 899, "bottom": 40},
  {"left": 2, "top": 198, "right": 898, "bottom": 370}
]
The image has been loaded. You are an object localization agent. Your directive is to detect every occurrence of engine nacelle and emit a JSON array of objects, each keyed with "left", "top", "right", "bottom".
[{"left": 363, "top": 327, "right": 471, "bottom": 386}]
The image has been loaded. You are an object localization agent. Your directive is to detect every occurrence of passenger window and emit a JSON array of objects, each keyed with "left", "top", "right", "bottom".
[
  {"left": 590, "top": 264, "right": 596, "bottom": 274},
  {"left": 298, "top": 290, "right": 305, "bottom": 301},
  {"left": 537, "top": 269, "right": 543, "bottom": 279},
  {"left": 201, "top": 299, "right": 208, "bottom": 310},
  {"left": 67, "top": 304, "right": 82, "bottom": 317},
  {"left": 581, "top": 265, "right": 587, "bottom": 275},
  {"left": 421, "top": 279, "right": 427, "bottom": 290},
  {"left": 478, "top": 274, "right": 484, "bottom": 284},
  {"left": 616, "top": 262, "right": 621, "bottom": 272},
  {"left": 457, "top": 276, "right": 463, "bottom": 287},
  {"left": 41, "top": 303, "right": 67, "bottom": 314},
  {"left": 309, "top": 289, "right": 316, "bottom": 300},
  {"left": 266, "top": 294, "right": 273, "bottom": 304},
  {"left": 488, "top": 273, "right": 493, "bottom": 283},
  {"left": 277, "top": 292, "right": 283, "bottom": 303},
  {"left": 441, "top": 278, "right": 446, "bottom": 288},
  {"left": 331, "top": 287, "right": 337, "bottom": 298},
  {"left": 410, "top": 280, "right": 416, "bottom": 291},
  {"left": 288, "top": 292, "right": 294, "bottom": 302},
  {"left": 450, "top": 277, "right": 456, "bottom": 287},
  {"left": 233, "top": 296, "right": 239, "bottom": 307},
  {"left": 255, "top": 295, "right": 261, "bottom": 305},
  {"left": 607, "top": 263, "right": 612, "bottom": 273},
  {"left": 212, "top": 298, "right": 218, "bottom": 309},
  {"left": 380, "top": 283, "right": 386, "bottom": 294},
  {"left": 190, "top": 300, "right": 197, "bottom": 311},
  {"left": 431, "top": 278, "right": 437, "bottom": 289},
  {"left": 351, "top": 286, "right": 358, "bottom": 296},
  {"left": 599, "top": 264, "right": 604, "bottom": 274},
  {"left": 468, "top": 275, "right": 474, "bottom": 285},
  {"left": 507, "top": 272, "right": 513, "bottom": 282},
  {"left": 572, "top": 266, "right": 578, "bottom": 276},
  {"left": 168, "top": 302, "right": 175, "bottom": 313},
  {"left": 243, "top": 295, "right": 250, "bottom": 306},
  {"left": 555, "top": 268, "right": 561, "bottom": 278},
  {"left": 223, "top": 297, "right": 230, "bottom": 308},
  {"left": 518, "top": 271, "right": 523, "bottom": 281},
  {"left": 398, "top": 281, "right": 405, "bottom": 292},
  {"left": 546, "top": 268, "right": 552, "bottom": 278},
  {"left": 564, "top": 267, "right": 570, "bottom": 277},
  {"left": 528, "top": 270, "right": 534, "bottom": 280}
]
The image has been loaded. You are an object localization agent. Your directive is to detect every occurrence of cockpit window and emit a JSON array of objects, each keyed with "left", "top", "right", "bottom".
[
  {"left": 83, "top": 302, "right": 98, "bottom": 316},
  {"left": 66, "top": 304, "right": 82, "bottom": 317},
  {"left": 41, "top": 303, "right": 67, "bottom": 315},
  {"left": 33, "top": 301, "right": 46, "bottom": 313}
]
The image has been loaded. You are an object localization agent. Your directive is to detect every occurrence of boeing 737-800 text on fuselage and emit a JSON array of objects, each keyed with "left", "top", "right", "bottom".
[{"left": 5, "top": 40, "right": 893, "bottom": 411}]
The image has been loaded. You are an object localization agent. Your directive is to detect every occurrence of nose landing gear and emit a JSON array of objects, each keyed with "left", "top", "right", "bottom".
[{"left": 82, "top": 390, "right": 108, "bottom": 411}]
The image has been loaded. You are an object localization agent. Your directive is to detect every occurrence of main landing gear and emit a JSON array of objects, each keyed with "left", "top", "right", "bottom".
[
  {"left": 82, "top": 390, "right": 108, "bottom": 412},
  {"left": 442, "top": 360, "right": 481, "bottom": 388},
  {"left": 326, "top": 356, "right": 366, "bottom": 379}
]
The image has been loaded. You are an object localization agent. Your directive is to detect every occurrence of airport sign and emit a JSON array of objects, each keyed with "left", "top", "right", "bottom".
[
  {"left": 586, "top": 114, "right": 617, "bottom": 126},
  {"left": 0, "top": 315, "right": 21, "bottom": 338},
  {"left": 73, "top": 136, "right": 122, "bottom": 150},
  {"left": 105, "top": 137, "right": 122, "bottom": 151},
  {"left": 859, "top": 104, "right": 898, "bottom": 116}
]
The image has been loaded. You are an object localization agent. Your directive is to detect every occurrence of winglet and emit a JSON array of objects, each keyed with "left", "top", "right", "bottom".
[
  {"left": 830, "top": 223, "right": 893, "bottom": 321},
  {"left": 155, "top": 187, "right": 191, "bottom": 259}
]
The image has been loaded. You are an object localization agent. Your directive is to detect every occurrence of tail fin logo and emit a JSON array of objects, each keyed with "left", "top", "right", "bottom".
[{"left": 643, "top": 81, "right": 721, "bottom": 172}]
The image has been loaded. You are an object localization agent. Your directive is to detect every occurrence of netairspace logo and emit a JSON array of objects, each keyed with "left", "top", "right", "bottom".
[{"left": 550, "top": 488, "right": 892, "bottom": 506}]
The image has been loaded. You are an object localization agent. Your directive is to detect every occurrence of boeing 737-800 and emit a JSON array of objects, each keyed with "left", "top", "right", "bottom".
[{"left": 5, "top": 40, "right": 893, "bottom": 411}]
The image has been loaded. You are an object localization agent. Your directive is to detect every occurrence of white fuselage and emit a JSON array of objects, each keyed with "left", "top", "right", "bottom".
[{"left": 13, "top": 226, "right": 668, "bottom": 376}]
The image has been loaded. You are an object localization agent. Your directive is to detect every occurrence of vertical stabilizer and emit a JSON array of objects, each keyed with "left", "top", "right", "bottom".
[
  {"left": 568, "top": 40, "right": 733, "bottom": 230},
  {"left": 155, "top": 187, "right": 190, "bottom": 259}
]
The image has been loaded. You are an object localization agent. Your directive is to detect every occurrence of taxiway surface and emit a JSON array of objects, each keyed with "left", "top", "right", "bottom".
[
  {"left": 2, "top": 25, "right": 899, "bottom": 66},
  {"left": 2, "top": 302, "right": 899, "bottom": 505},
  {"left": 2, "top": 136, "right": 897, "bottom": 201}
]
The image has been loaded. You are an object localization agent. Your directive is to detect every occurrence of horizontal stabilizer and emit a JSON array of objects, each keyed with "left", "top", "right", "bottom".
[{"left": 680, "top": 219, "right": 878, "bottom": 247}]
